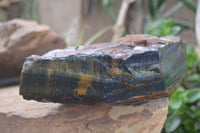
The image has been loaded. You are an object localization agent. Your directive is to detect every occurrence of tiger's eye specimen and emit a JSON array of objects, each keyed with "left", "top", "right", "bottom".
[{"left": 19, "top": 34, "right": 186, "bottom": 104}]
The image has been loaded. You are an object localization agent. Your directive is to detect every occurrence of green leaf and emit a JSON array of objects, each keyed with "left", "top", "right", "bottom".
[
  {"left": 171, "top": 26, "right": 181, "bottom": 35},
  {"left": 102, "top": 0, "right": 109, "bottom": 6},
  {"left": 162, "top": 19, "right": 176, "bottom": 26},
  {"left": 180, "top": 0, "right": 197, "bottom": 13},
  {"left": 184, "top": 75, "right": 200, "bottom": 83},
  {"left": 174, "top": 126, "right": 186, "bottom": 133},
  {"left": 185, "top": 106, "right": 197, "bottom": 119},
  {"left": 170, "top": 86, "right": 186, "bottom": 100},
  {"left": 195, "top": 120, "right": 200, "bottom": 131},
  {"left": 184, "top": 88, "right": 200, "bottom": 103},
  {"left": 84, "top": 25, "right": 112, "bottom": 46},
  {"left": 77, "top": 26, "right": 86, "bottom": 46},
  {"left": 145, "top": 19, "right": 181, "bottom": 37},
  {"left": 186, "top": 46, "right": 198, "bottom": 69},
  {"left": 165, "top": 115, "right": 181, "bottom": 132},
  {"left": 169, "top": 97, "right": 182, "bottom": 110},
  {"left": 157, "top": 0, "right": 166, "bottom": 10},
  {"left": 183, "top": 119, "right": 197, "bottom": 133},
  {"left": 197, "top": 60, "right": 200, "bottom": 74}
]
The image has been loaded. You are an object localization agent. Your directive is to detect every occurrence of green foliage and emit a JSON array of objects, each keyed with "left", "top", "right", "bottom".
[
  {"left": 95, "top": 0, "right": 116, "bottom": 8},
  {"left": 186, "top": 46, "right": 199, "bottom": 69},
  {"left": 76, "top": 25, "right": 112, "bottom": 46},
  {"left": 143, "top": 2, "right": 200, "bottom": 132},
  {"left": 145, "top": 19, "right": 181, "bottom": 37},
  {"left": 144, "top": 0, "right": 195, "bottom": 36},
  {"left": 165, "top": 114, "right": 181, "bottom": 132},
  {"left": 145, "top": 0, "right": 166, "bottom": 20},
  {"left": 163, "top": 87, "right": 200, "bottom": 133},
  {"left": 84, "top": 25, "right": 112, "bottom": 46},
  {"left": 93, "top": 0, "right": 116, "bottom": 23},
  {"left": 0, "top": 8, "right": 8, "bottom": 22},
  {"left": 180, "top": 0, "right": 197, "bottom": 13},
  {"left": 184, "top": 46, "right": 200, "bottom": 88},
  {"left": 162, "top": 46, "right": 200, "bottom": 133},
  {"left": 20, "top": 0, "right": 41, "bottom": 23}
]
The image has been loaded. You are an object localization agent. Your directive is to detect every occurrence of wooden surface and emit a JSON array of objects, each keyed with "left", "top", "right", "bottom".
[{"left": 0, "top": 85, "right": 169, "bottom": 133}]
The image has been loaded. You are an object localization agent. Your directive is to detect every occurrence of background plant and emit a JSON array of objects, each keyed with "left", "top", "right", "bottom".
[
  {"left": 161, "top": 46, "right": 200, "bottom": 133},
  {"left": 93, "top": 0, "right": 117, "bottom": 24},
  {"left": 141, "top": 1, "right": 200, "bottom": 132},
  {"left": 144, "top": 0, "right": 195, "bottom": 36},
  {"left": 20, "top": 0, "right": 41, "bottom": 23}
]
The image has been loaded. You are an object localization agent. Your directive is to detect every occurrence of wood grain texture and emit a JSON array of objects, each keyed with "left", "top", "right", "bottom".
[{"left": 0, "top": 86, "right": 168, "bottom": 133}]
